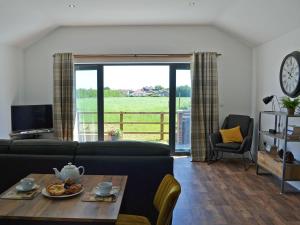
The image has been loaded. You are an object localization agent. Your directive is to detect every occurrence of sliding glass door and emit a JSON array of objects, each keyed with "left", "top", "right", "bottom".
[
  {"left": 74, "top": 63, "right": 190, "bottom": 154},
  {"left": 103, "top": 65, "right": 170, "bottom": 143},
  {"left": 74, "top": 65, "right": 101, "bottom": 142},
  {"left": 175, "top": 67, "right": 191, "bottom": 152}
]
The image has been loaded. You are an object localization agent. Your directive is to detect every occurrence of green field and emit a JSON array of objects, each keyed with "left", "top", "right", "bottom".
[{"left": 77, "top": 97, "right": 190, "bottom": 141}]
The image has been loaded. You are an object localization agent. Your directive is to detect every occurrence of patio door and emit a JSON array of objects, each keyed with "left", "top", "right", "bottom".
[
  {"left": 175, "top": 66, "right": 191, "bottom": 152},
  {"left": 103, "top": 65, "right": 170, "bottom": 143},
  {"left": 74, "top": 63, "right": 190, "bottom": 154},
  {"left": 74, "top": 65, "right": 102, "bottom": 142}
]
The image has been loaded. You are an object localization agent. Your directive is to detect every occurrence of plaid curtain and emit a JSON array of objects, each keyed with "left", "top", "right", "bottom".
[
  {"left": 53, "top": 53, "right": 74, "bottom": 140},
  {"left": 191, "top": 52, "right": 219, "bottom": 161}
]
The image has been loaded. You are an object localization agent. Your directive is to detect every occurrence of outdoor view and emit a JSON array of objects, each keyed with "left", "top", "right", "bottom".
[{"left": 75, "top": 65, "right": 191, "bottom": 152}]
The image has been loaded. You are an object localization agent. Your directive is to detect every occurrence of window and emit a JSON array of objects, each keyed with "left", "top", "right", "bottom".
[{"left": 75, "top": 63, "right": 190, "bottom": 153}]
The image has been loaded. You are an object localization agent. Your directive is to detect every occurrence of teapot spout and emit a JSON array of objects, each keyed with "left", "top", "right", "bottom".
[{"left": 53, "top": 168, "right": 61, "bottom": 179}]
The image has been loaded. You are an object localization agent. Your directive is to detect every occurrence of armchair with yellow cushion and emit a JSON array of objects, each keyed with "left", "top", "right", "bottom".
[
  {"left": 116, "top": 174, "right": 181, "bottom": 225},
  {"left": 209, "top": 114, "right": 254, "bottom": 169}
]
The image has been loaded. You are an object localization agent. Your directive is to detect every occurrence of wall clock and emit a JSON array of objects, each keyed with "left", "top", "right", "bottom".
[{"left": 280, "top": 51, "right": 300, "bottom": 98}]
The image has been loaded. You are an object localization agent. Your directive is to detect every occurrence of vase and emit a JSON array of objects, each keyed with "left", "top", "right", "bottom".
[
  {"left": 287, "top": 108, "right": 295, "bottom": 115},
  {"left": 110, "top": 136, "right": 119, "bottom": 141}
]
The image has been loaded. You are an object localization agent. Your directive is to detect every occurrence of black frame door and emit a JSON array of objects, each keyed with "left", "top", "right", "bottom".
[
  {"left": 75, "top": 63, "right": 190, "bottom": 154},
  {"left": 75, "top": 64, "right": 104, "bottom": 141},
  {"left": 169, "top": 64, "right": 191, "bottom": 154}
]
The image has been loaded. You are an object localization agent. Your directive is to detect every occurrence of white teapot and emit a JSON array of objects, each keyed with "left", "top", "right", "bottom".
[{"left": 53, "top": 162, "right": 85, "bottom": 182}]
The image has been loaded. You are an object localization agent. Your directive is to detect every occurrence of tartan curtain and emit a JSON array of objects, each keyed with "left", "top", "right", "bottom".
[
  {"left": 191, "top": 52, "right": 219, "bottom": 161},
  {"left": 53, "top": 53, "right": 75, "bottom": 140}
]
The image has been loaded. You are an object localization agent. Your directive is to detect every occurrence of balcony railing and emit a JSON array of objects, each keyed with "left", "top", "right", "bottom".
[
  {"left": 76, "top": 110, "right": 191, "bottom": 146},
  {"left": 77, "top": 111, "right": 169, "bottom": 140}
]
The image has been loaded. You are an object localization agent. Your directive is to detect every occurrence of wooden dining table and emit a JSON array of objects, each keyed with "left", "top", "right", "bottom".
[{"left": 0, "top": 174, "right": 127, "bottom": 225}]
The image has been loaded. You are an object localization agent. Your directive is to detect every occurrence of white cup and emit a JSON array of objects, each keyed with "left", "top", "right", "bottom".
[
  {"left": 20, "top": 178, "right": 35, "bottom": 191},
  {"left": 96, "top": 181, "right": 112, "bottom": 196}
]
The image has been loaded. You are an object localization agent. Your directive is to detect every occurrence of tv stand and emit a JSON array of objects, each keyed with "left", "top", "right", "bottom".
[{"left": 10, "top": 129, "right": 54, "bottom": 140}]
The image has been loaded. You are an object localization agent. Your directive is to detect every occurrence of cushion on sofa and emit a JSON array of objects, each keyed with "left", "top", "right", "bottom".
[
  {"left": 0, "top": 139, "right": 11, "bottom": 154},
  {"left": 77, "top": 141, "right": 171, "bottom": 156},
  {"left": 10, "top": 139, "right": 78, "bottom": 155}
]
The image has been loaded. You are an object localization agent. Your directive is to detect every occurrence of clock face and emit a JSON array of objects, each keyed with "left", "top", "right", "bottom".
[{"left": 280, "top": 52, "right": 300, "bottom": 97}]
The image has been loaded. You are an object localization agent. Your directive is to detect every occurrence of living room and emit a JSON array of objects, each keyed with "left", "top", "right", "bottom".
[{"left": 1, "top": 0, "right": 300, "bottom": 224}]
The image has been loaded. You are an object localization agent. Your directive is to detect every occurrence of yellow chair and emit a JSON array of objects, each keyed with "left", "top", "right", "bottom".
[{"left": 116, "top": 174, "right": 181, "bottom": 225}]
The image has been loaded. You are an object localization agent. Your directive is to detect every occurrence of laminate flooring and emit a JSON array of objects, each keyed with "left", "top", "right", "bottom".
[{"left": 172, "top": 157, "right": 300, "bottom": 225}]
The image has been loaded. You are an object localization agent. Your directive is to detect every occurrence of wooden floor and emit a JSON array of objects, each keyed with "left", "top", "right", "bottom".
[{"left": 172, "top": 157, "right": 300, "bottom": 225}]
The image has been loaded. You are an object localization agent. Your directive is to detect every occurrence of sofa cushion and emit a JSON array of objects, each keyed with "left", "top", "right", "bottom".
[
  {"left": 77, "top": 141, "right": 171, "bottom": 156},
  {"left": 10, "top": 139, "right": 77, "bottom": 155},
  {"left": 0, "top": 139, "right": 11, "bottom": 153}
]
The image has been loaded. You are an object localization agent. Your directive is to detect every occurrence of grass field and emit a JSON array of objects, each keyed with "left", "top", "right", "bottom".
[{"left": 76, "top": 97, "right": 190, "bottom": 141}]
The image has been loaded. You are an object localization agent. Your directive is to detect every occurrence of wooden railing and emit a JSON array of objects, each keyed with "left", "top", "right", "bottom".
[{"left": 77, "top": 111, "right": 169, "bottom": 140}]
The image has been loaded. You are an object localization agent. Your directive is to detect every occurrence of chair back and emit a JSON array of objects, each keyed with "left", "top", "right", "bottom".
[
  {"left": 222, "top": 114, "right": 253, "bottom": 138},
  {"left": 153, "top": 174, "right": 181, "bottom": 225}
]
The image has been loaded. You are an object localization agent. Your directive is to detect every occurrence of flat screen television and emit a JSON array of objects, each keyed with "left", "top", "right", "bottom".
[{"left": 11, "top": 104, "right": 53, "bottom": 132}]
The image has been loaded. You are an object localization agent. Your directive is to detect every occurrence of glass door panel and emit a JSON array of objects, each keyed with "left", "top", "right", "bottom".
[
  {"left": 175, "top": 69, "right": 191, "bottom": 152},
  {"left": 75, "top": 69, "right": 98, "bottom": 142},
  {"left": 103, "top": 65, "right": 170, "bottom": 143}
]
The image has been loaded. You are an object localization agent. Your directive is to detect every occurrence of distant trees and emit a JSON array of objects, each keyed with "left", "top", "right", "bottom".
[
  {"left": 104, "top": 89, "right": 127, "bottom": 97},
  {"left": 76, "top": 88, "right": 127, "bottom": 98},
  {"left": 77, "top": 85, "right": 191, "bottom": 98},
  {"left": 176, "top": 85, "right": 191, "bottom": 97},
  {"left": 154, "top": 85, "right": 164, "bottom": 91},
  {"left": 76, "top": 88, "right": 97, "bottom": 98}
]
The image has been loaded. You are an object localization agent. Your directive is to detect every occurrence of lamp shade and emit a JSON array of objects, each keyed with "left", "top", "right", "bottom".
[{"left": 263, "top": 95, "right": 274, "bottom": 104}]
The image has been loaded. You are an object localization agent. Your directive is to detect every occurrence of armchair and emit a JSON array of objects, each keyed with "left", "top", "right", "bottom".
[{"left": 209, "top": 114, "right": 254, "bottom": 169}]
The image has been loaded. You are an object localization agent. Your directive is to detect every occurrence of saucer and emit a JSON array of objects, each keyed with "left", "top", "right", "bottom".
[
  {"left": 95, "top": 189, "right": 116, "bottom": 197},
  {"left": 16, "top": 184, "right": 38, "bottom": 192}
]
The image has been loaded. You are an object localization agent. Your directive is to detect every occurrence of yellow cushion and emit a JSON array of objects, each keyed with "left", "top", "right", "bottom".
[
  {"left": 116, "top": 214, "right": 151, "bottom": 225},
  {"left": 220, "top": 126, "right": 243, "bottom": 143}
]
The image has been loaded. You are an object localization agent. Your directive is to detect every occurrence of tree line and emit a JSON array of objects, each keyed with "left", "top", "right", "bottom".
[{"left": 76, "top": 85, "right": 191, "bottom": 98}]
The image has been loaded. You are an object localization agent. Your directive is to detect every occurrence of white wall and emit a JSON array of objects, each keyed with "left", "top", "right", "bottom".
[
  {"left": 254, "top": 26, "right": 300, "bottom": 188},
  {"left": 0, "top": 45, "right": 24, "bottom": 138},
  {"left": 23, "top": 25, "right": 253, "bottom": 122}
]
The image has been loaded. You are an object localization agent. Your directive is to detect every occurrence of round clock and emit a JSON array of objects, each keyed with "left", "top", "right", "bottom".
[{"left": 280, "top": 51, "right": 300, "bottom": 97}]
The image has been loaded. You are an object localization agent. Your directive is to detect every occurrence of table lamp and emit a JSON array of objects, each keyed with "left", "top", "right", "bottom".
[{"left": 263, "top": 95, "right": 281, "bottom": 111}]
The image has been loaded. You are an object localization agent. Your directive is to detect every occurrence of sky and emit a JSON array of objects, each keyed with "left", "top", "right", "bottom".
[{"left": 76, "top": 65, "right": 191, "bottom": 90}]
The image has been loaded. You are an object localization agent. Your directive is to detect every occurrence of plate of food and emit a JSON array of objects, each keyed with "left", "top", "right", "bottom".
[{"left": 42, "top": 180, "right": 84, "bottom": 198}]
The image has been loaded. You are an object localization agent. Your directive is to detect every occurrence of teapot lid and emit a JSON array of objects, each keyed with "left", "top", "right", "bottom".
[{"left": 64, "top": 162, "right": 76, "bottom": 169}]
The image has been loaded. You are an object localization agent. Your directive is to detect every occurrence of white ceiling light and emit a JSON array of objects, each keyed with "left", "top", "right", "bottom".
[
  {"left": 188, "top": 1, "right": 196, "bottom": 7},
  {"left": 68, "top": 4, "right": 76, "bottom": 8}
]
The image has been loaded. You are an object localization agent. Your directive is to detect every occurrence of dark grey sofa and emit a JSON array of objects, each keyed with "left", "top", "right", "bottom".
[{"left": 0, "top": 139, "right": 173, "bottom": 224}]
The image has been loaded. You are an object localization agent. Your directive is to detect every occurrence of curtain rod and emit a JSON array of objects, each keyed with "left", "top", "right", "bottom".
[{"left": 74, "top": 53, "right": 222, "bottom": 58}]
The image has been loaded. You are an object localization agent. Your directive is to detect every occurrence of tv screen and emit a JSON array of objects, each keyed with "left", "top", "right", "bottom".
[{"left": 11, "top": 105, "right": 53, "bottom": 132}]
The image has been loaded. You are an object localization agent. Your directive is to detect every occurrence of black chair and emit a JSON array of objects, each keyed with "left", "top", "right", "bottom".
[{"left": 209, "top": 114, "right": 254, "bottom": 169}]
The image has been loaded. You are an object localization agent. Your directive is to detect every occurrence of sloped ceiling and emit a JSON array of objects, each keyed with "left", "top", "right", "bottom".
[{"left": 1, "top": 0, "right": 300, "bottom": 48}]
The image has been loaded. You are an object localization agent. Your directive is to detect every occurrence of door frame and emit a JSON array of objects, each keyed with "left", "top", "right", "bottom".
[{"left": 75, "top": 63, "right": 190, "bottom": 154}]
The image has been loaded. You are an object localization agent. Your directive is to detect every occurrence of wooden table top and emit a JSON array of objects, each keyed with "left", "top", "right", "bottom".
[{"left": 0, "top": 174, "right": 127, "bottom": 223}]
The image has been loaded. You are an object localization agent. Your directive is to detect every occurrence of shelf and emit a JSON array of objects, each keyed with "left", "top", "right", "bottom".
[
  {"left": 261, "top": 111, "right": 300, "bottom": 117},
  {"left": 257, "top": 151, "right": 300, "bottom": 181},
  {"left": 260, "top": 131, "right": 300, "bottom": 142}
]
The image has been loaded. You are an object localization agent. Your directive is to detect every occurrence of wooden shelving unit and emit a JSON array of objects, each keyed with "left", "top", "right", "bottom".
[{"left": 257, "top": 111, "right": 300, "bottom": 193}]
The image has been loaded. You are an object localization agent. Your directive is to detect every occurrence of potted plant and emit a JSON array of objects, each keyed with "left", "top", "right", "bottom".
[
  {"left": 280, "top": 96, "right": 300, "bottom": 115},
  {"left": 107, "top": 128, "right": 122, "bottom": 141}
]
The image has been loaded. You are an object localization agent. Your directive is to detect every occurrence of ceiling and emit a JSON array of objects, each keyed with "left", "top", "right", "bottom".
[{"left": 1, "top": 0, "right": 300, "bottom": 48}]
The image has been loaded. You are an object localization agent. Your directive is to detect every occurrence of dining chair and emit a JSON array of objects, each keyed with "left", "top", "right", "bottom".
[{"left": 116, "top": 174, "right": 181, "bottom": 225}]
